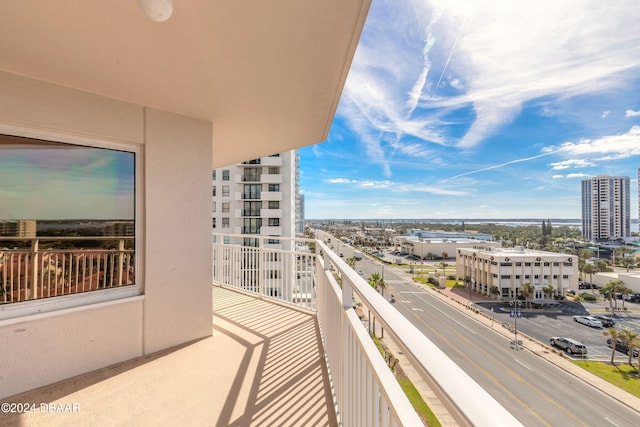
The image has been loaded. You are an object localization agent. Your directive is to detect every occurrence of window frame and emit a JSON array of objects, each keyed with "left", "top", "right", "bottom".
[{"left": 0, "top": 126, "right": 141, "bottom": 321}]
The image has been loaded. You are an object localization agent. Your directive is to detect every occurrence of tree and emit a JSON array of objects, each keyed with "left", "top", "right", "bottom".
[
  {"left": 601, "top": 280, "right": 626, "bottom": 311},
  {"left": 578, "top": 249, "right": 594, "bottom": 280},
  {"left": 368, "top": 272, "right": 387, "bottom": 297},
  {"left": 618, "top": 329, "right": 639, "bottom": 369},
  {"left": 543, "top": 284, "right": 555, "bottom": 299},
  {"left": 583, "top": 264, "right": 596, "bottom": 291},
  {"left": 489, "top": 286, "right": 500, "bottom": 299},
  {"left": 520, "top": 282, "right": 535, "bottom": 308},
  {"left": 620, "top": 256, "right": 637, "bottom": 272},
  {"left": 441, "top": 252, "right": 448, "bottom": 277},
  {"left": 604, "top": 328, "right": 621, "bottom": 364},
  {"left": 346, "top": 256, "right": 356, "bottom": 269}
]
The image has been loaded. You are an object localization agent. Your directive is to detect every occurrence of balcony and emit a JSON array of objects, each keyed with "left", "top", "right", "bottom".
[
  {"left": 4, "top": 234, "right": 518, "bottom": 426},
  {"left": 261, "top": 156, "right": 283, "bottom": 167},
  {"left": 260, "top": 174, "right": 283, "bottom": 184}
]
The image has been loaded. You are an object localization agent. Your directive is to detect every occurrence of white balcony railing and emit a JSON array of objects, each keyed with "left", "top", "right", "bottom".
[
  {"left": 212, "top": 233, "right": 521, "bottom": 426},
  {"left": 1, "top": 237, "right": 135, "bottom": 305}
]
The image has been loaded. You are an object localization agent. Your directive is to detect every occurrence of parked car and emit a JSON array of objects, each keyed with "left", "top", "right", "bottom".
[
  {"left": 593, "top": 315, "right": 615, "bottom": 327},
  {"left": 607, "top": 338, "right": 639, "bottom": 357},
  {"left": 572, "top": 315, "right": 603, "bottom": 328},
  {"left": 550, "top": 337, "right": 588, "bottom": 355}
]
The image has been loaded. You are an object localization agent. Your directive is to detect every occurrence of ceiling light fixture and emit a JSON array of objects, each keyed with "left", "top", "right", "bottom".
[{"left": 139, "top": 0, "right": 174, "bottom": 22}]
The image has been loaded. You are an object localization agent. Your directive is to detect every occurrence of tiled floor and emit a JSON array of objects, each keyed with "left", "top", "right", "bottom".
[{"left": 2, "top": 287, "right": 337, "bottom": 426}]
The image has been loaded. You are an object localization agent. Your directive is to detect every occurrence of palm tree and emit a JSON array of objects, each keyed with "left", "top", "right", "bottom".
[
  {"left": 441, "top": 252, "right": 448, "bottom": 277},
  {"left": 601, "top": 280, "right": 626, "bottom": 311},
  {"left": 620, "top": 256, "right": 636, "bottom": 272},
  {"left": 583, "top": 264, "right": 596, "bottom": 291},
  {"left": 520, "top": 282, "right": 535, "bottom": 308},
  {"left": 618, "top": 329, "right": 639, "bottom": 368},
  {"left": 604, "top": 327, "right": 621, "bottom": 364},
  {"left": 543, "top": 284, "right": 555, "bottom": 300},
  {"left": 578, "top": 249, "right": 594, "bottom": 280},
  {"left": 346, "top": 256, "right": 356, "bottom": 269}
]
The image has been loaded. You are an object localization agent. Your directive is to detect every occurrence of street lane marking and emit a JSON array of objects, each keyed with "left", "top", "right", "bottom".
[
  {"left": 604, "top": 417, "right": 620, "bottom": 427},
  {"left": 411, "top": 308, "right": 423, "bottom": 312},
  {"left": 412, "top": 294, "right": 477, "bottom": 335},
  {"left": 401, "top": 300, "right": 412, "bottom": 303},
  {"left": 514, "top": 358, "right": 531, "bottom": 371}
]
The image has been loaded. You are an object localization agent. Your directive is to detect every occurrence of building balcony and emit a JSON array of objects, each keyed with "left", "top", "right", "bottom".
[
  {"left": 260, "top": 156, "right": 283, "bottom": 167},
  {"left": 260, "top": 208, "right": 283, "bottom": 217},
  {"left": 4, "top": 234, "right": 518, "bottom": 426},
  {"left": 260, "top": 191, "right": 282, "bottom": 202},
  {"left": 260, "top": 174, "right": 283, "bottom": 184}
]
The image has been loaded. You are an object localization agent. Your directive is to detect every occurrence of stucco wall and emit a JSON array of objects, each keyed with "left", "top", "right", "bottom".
[{"left": 0, "top": 71, "right": 213, "bottom": 398}]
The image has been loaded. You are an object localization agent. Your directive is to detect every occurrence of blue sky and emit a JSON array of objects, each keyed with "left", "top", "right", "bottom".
[
  {"left": 0, "top": 141, "right": 134, "bottom": 220},
  {"left": 300, "top": 0, "right": 640, "bottom": 220}
]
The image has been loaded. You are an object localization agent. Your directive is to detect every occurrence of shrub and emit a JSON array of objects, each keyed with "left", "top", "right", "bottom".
[{"left": 581, "top": 293, "right": 596, "bottom": 302}]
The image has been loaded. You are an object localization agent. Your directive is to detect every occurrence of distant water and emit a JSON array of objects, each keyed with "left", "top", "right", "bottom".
[{"left": 332, "top": 218, "right": 639, "bottom": 233}]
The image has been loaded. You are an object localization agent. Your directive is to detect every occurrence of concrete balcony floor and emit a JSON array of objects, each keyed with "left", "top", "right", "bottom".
[{"left": 2, "top": 287, "right": 337, "bottom": 426}]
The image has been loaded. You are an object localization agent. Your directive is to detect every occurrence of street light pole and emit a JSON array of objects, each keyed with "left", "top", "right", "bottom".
[{"left": 509, "top": 300, "right": 523, "bottom": 351}]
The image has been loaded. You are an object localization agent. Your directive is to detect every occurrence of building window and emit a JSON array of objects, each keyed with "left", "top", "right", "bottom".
[
  {"left": 543, "top": 262, "right": 550, "bottom": 266},
  {"left": 243, "top": 184, "right": 261, "bottom": 199},
  {"left": 222, "top": 170, "right": 230, "bottom": 180},
  {"left": 553, "top": 262, "right": 559, "bottom": 266},
  {"left": 563, "top": 275, "right": 569, "bottom": 279},
  {"left": 268, "top": 167, "right": 280, "bottom": 174},
  {"left": 525, "top": 275, "right": 530, "bottom": 279},
  {"left": 268, "top": 218, "right": 280, "bottom": 226},
  {"left": 268, "top": 237, "right": 281, "bottom": 244},
  {"left": 268, "top": 201, "right": 280, "bottom": 209},
  {"left": 534, "top": 275, "right": 539, "bottom": 279},
  {"left": 212, "top": 218, "right": 216, "bottom": 228},
  {"left": 243, "top": 218, "right": 262, "bottom": 234},
  {"left": 534, "top": 262, "right": 541, "bottom": 266},
  {"left": 515, "top": 262, "right": 522, "bottom": 266},
  {"left": 222, "top": 218, "right": 230, "bottom": 228},
  {"left": 500, "top": 275, "right": 510, "bottom": 279},
  {"left": 222, "top": 185, "right": 230, "bottom": 197},
  {"left": 525, "top": 262, "right": 531, "bottom": 266},
  {"left": 222, "top": 202, "right": 230, "bottom": 213},
  {"left": 268, "top": 270, "right": 281, "bottom": 279},
  {"left": 268, "top": 184, "right": 280, "bottom": 192},
  {"left": 212, "top": 202, "right": 216, "bottom": 212},
  {"left": 243, "top": 201, "right": 261, "bottom": 216},
  {"left": 0, "top": 134, "right": 136, "bottom": 311},
  {"left": 500, "top": 262, "right": 512, "bottom": 266},
  {"left": 212, "top": 170, "right": 216, "bottom": 180},
  {"left": 515, "top": 275, "right": 520, "bottom": 279}
]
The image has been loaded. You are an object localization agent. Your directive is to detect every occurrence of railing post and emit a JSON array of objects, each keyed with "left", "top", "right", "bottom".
[
  {"left": 117, "top": 239, "right": 125, "bottom": 286},
  {"left": 30, "top": 239, "right": 38, "bottom": 300}
]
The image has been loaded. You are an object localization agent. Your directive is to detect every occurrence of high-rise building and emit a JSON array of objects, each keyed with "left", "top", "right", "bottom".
[
  {"left": 581, "top": 174, "right": 631, "bottom": 241},
  {"left": 212, "top": 151, "right": 297, "bottom": 250}
]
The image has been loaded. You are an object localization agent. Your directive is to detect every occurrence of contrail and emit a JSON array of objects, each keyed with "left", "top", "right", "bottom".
[
  {"left": 442, "top": 151, "right": 557, "bottom": 182},
  {"left": 435, "top": 17, "right": 467, "bottom": 89}
]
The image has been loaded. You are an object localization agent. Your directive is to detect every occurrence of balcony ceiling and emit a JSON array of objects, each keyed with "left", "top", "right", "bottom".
[{"left": 0, "top": 1, "right": 370, "bottom": 167}]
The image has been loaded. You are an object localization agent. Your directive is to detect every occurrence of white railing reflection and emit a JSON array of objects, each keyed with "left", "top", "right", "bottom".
[
  {"left": 212, "top": 234, "right": 521, "bottom": 426},
  {"left": 0, "top": 237, "right": 135, "bottom": 304}
]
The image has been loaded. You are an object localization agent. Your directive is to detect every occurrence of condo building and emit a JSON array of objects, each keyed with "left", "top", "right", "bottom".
[
  {"left": 457, "top": 247, "right": 578, "bottom": 300},
  {"left": 212, "top": 150, "right": 297, "bottom": 250},
  {"left": 581, "top": 174, "right": 631, "bottom": 241}
]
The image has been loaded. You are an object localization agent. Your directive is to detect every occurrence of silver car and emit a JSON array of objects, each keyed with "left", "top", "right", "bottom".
[
  {"left": 550, "top": 337, "right": 588, "bottom": 355},
  {"left": 572, "top": 315, "right": 603, "bottom": 328}
]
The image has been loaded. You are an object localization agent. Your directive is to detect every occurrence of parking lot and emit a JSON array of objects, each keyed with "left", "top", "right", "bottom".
[{"left": 474, "top": 299, "right": 640, "bottom": 360}]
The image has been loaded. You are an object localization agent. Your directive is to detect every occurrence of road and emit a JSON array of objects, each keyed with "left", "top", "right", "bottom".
[{"left": 345, "top": 246, "right": 640, "bottom": 427}]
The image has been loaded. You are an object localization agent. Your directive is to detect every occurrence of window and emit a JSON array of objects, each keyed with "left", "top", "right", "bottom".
[
  {"left": 212, "top": 170, "right": 216, "bottom": 180},
  {"left": 500, "top": 275, "right": 510, "bottom": 279},
  {"left": 268, "top": 218, "right": 280, "bottom": 226},
  {"left": 268, "top": 237, "right": 280, "bottom": 244},
  {"left": 268, "top": 184, "right": 280, "bottom": 192},
  {"left": 243, "top": 201, "right": 262, "bottom": 216},
  {"left": 500, "top": 262, "right": 512, "bottom": 266},
  {"left": 212, "top": 186, "right": 216, "bottom": 196},
  {"left": 268, "top": 270, "right": 281, "bottom": 279},
  {"left": 515, "top": 275, "right": 520, "bottom": 279},
  {"left": 243, "top": 184, "right": 261, "bottom": 199},
  {"left": 515, "top": 262, "right": 522, "bottom": 266},
  {"left": 222, "top": 169, "right": 230, "bottom": 180},
  {"left": 0, "top": 133, "right": 136, "bottom": 312},
  {"left": 268, "top": 201, "right": 280, "bottom": 209},
  {"left": 525, "top": 275, "right": 530, "bottom": 279},
  {"left": 534, "top": 262, "right": 541, "bottom": 266},
  {"left": 543, "top": 262, "right": 550, "bottom": 266},
  {"left": 222, "top": 185, "right": 230, "bottom": 197},
  {"left": 222, "top": 218, "right": 230, "bottom": 228},
  {"left": 212, "top": 218, "right": 216, "bottom": 228},
  {"left": 534, "top": 275, "right": 539, "bottom": 279},
  {"left": 525, "top": 262, "right": 531, "bottom": 266},
  {"left": 212, "top": 202, "right": 216, "bottom": 212},
  {"left": 222, "top": 202, "right": 230, "bottom": 213},
  {"left": 243, "top": 218, "right": 262, "bottom": 234},
  {"left": 268, "top": 167, "right": 280, "bottom": 174}
]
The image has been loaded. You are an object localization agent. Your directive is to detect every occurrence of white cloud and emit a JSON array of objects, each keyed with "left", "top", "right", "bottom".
[
  {"left": 328, "top": 178, "right": 357, "bottom": 184},
  {"left": 552, "top": 175, "right": 564, "bottom": 179},
  {"left": 602, "top": 110, "right": 611, "bottom": 118},
  {"left": 549, "top": 159, "right": 595, "bottom": 170},
  {"left": 626, "top": 109, "right": 640, "bottom": 117},
  {"left": 566, "top": 173, "right": 590, "bottom": 179},
  {"left": 546, "top": 126, "right": 640, "bottom": 159}
]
